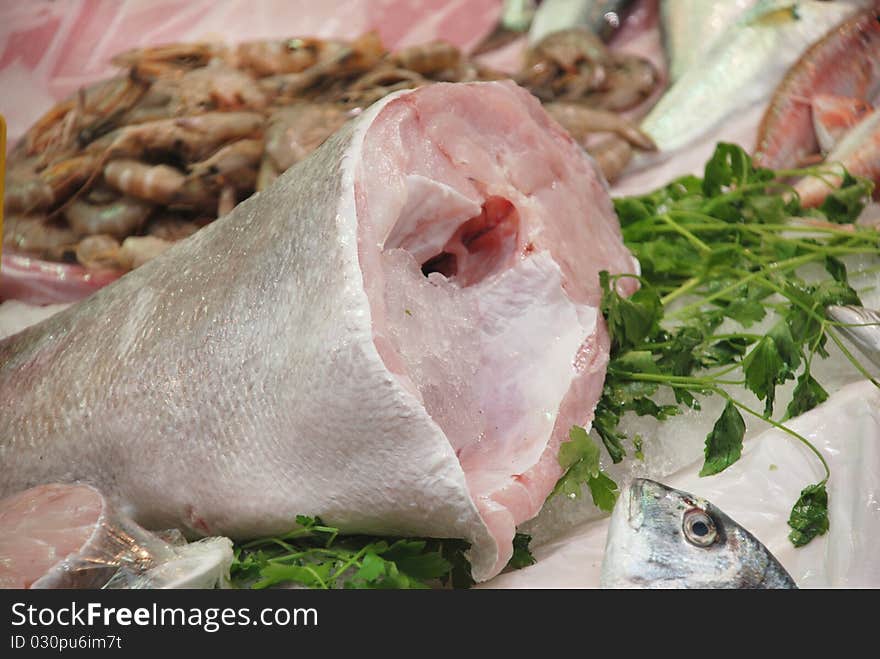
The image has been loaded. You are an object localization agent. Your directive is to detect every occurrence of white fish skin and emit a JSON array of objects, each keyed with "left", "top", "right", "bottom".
[
  {"left": 0, "top": 81, "right": 637, "bottom": 583},
  {"left": 600, "top": 479, "right": 797, "bottom": 588},
  {"left": 639, "top": 0, "right": 861, "bottom": 159},
  {"left": 661, "top": 0, "right": 760, "bottom": 82}
]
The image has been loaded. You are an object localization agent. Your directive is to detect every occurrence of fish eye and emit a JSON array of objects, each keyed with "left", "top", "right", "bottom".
[{"left": 683, "top": 509, "right": 717, "bottom": 547}]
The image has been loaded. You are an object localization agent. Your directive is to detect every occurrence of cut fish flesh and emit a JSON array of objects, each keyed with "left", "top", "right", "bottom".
[
  {"left": 0, "top": 483, "right": 121, "bottom": 588},
  {"left": 0, "top": 81, "right": 637, "bottom": 582},
  {"left": 0, "top": 482, "right": 231, "bottom": 589}
]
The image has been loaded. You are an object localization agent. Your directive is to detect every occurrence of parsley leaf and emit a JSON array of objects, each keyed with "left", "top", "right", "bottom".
[
  {"left": 600, "top": 271, "right": 662, "bottom": 353},
  {"left": 352, "top": 551, "right": 388, "bottom": 584},
  {"left": 702, "top": 142, "right": 755, "bottom": 196},
  {"left": 817, "top": 170, "right": 874, "bottom": 223},
  {"left": 784, "top": 371, "right": 829, "bottom": 421},
  {"left": 552, "top": 425, "right": 619, "bottom": 512},
  {"left": 742, "top": 336, "right": 785, "bottom": 413},
  {"left": 508, "top": 533, "right": 537, "bottom": 570},
  {"left": 824, "top": 255, "right": 848, "bottom": 284},
  {"left": 587, "top": 471, "right": 620, "bottom": 513},
  {"left": 255, "top": 562, "right": 333, "bottom": 589},
  {"left": 699, "top": 400, "right": 746, "bottom": 477},
  {"left": 788, "top": 483, "right": 830, "bottom": 547},
  {"left": 742, "top": 321, "right": 800, "bottom": 415},
  {"left": 593, "top": 403, "right": 627, "bottom": 463},
  {"left": 383, "top": 540, "right": 452, "bottom": 581},
  {"left": 724, "top": 297, "right": 767, "bottom": 327}
]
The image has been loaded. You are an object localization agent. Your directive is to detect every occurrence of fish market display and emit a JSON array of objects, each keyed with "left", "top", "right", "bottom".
[
  {"left": 4, "top": 0, "right": 880, "bottom": 593},
  {"left": 0, "top": 81, "right": 639, "bottom": 582},
  {"left": 0, "top": 483, "right": 232, "bottom": 589},
  {"left": 638, "top": 0, "right": 859, "bottom": 160},
  {"left": 753, "top": 4, "right": 880, "bottom": 170},
  {"left": 600, "top": 479, "right": 797, "bottom": 588},
  {"left": 1, "top": 26, "right": 659, "bottom": 288}
]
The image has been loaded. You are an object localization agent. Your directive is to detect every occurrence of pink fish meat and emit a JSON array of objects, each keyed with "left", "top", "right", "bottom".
[
  {"left": 0, "top": 482, "right": 234, "bottom": 589},
  {"left": 0, "top": 81, "right": 637, "bottom": 581},
  {"left": 0, "top": 483, "right": 155, "bottom": 588}
]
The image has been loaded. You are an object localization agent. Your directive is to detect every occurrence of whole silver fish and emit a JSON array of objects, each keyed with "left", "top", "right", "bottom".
[
  {"left": 639, "top": 0, "right": 861, "bottom": 159},
  {"left": 661, "top": 0, "right": 760, "bottom": 82},
  {"left": 827, "top": 305, "right": 880, "bottom": 369},
  {"left": 600, "top": 479, "right": 797, "bottom": 588},
  {"left": 528, "top": 0, "right": 636, "bottom": 43}
]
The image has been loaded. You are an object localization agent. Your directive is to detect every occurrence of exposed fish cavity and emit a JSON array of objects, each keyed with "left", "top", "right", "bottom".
[{"left": 354, "top": 83, "right": 624, "bottom": 572}]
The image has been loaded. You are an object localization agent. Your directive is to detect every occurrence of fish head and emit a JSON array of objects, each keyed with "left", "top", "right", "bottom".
[{"left": 600, "top": 479, "right": 797, "bottom": 589}]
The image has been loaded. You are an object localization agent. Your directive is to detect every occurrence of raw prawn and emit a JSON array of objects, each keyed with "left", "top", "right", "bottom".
[
  {"left": 64, "top": 195, "right": 153, "bottom": 239},
  {"left": 103, "top": 160, "right": 187, "bottom": 206},
  {"left": 5, "top": 155, "right": 99, "bottom": 214}
]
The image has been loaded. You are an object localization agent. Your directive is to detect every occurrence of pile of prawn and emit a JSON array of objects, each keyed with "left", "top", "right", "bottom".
[{"left": 3, "top": 28, "right": 659, "bottom": 272}]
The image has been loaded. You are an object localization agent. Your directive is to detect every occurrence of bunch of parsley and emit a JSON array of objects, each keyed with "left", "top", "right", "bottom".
[
  {"left": 230, "top": 515, "right": 534, "bottom": 589},
  {"left": 554, "top": 143, "right": 878, "bottom": 548}
]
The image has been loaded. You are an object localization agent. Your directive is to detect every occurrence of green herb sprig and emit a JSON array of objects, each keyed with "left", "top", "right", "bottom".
[
  {"left": 230, "top": 515, "right": 535, "bottom": 589},
  {"left": 557, "top": 143, "right": 878, "bottom": 547}
]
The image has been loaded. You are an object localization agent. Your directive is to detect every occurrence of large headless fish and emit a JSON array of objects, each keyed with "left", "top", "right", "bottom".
[{"left": 0, "top": 81, "right": 637, "bottom": 582}]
